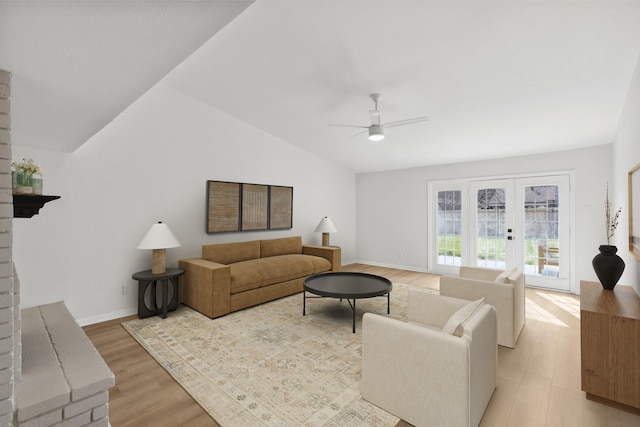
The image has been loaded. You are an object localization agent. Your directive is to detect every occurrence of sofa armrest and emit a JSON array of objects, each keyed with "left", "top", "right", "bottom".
[
  {"left": 362, "top": 313, "right": 472, "bottom": 427},
  {"left": 178, "top": 258, "right": 231, "bottom": 318},
  {"left": 302, "top": 245, "right": 341, "bottom": 271}
]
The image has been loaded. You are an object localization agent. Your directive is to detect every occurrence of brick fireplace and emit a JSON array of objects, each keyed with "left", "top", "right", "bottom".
[
  {"left": 0, "top": 68, "right": 18, "bottom": 426},
  {"left": 0, "top": 69, "right": 113, "bottom": 427}
]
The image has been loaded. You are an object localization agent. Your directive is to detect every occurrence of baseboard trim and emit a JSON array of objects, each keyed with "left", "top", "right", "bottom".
[
  {"left": 353, "top": 260, "right": 430, "bottom": 274},
  {"left": 77, "top": 307, "right": 137, "bottom": 326}
]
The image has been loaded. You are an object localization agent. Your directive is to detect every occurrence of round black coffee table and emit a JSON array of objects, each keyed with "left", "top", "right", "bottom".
[{"left": 303, "top": 272, "right": 392, "bottom": 333}]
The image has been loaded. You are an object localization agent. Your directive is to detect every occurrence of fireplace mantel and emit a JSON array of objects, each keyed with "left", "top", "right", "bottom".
[{"left": 13, "top": 194, "right": 61, "bottom": 218}]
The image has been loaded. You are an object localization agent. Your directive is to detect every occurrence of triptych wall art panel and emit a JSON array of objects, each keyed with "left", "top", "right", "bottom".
[{"left": 207, "top": 180, "right": 293, "bottom": 234}]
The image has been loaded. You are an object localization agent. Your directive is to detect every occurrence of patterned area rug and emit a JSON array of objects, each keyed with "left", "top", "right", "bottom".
[{"left": 122, "top": 282, "right": 436, "bottom": 427}]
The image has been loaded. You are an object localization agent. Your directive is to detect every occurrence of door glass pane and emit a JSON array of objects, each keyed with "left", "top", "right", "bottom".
[
  {"left": 523, "top": 186, "right": 559, "bottom": 277},
  {"left": 476, "top": 188, "right": 506, "bottom": 268},
  {"left": 437, "top": 190, "right": 461, "bottom": 266}
]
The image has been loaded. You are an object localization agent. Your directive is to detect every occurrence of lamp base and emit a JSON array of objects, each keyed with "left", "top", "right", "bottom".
[
  {"left": 322, "top": 233, "right": 330, "bottom": 246},
  {"left": 151, "top": 248, "right": 167, "bottom": 274}
]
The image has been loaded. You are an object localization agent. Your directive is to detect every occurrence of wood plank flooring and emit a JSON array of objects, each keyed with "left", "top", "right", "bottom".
[
  {"left": 83, "top": 264, "right": 640, "bottom": 426},
  {"left": 83, "top": 315, "right": 217, "bottom": 426}
]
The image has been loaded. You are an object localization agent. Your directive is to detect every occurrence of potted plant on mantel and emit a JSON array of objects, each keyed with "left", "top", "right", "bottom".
[
  {"left": 591, "top": 184, "right": 625, "bottom": 290},
  {"left": 11, "top": 157, "right": 43, "bottom": 195}
]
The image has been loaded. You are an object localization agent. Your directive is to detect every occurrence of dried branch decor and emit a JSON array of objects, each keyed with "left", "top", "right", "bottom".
[{"left": 605, "top": 183, "right": 622, "bottom": 245}]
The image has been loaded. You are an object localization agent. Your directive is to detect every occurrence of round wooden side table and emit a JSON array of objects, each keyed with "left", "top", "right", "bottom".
[{"left": 132, "top": 268, "right": 184, "bottom": 319}]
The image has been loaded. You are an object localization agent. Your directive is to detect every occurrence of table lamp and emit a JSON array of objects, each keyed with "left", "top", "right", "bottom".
[
  {"left": 137, "top": 221, "right": 181, "bottom": 274},
  {"left": 314, "top": 216, "right": 337, "bottom": 246}
]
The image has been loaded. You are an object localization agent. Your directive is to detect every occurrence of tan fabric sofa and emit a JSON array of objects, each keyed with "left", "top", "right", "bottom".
[{"left": 178, "top": 236, "right": 341, "bottom": 318}]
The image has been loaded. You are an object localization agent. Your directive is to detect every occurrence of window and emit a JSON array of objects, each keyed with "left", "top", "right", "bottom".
[{"left": 436, "top": 190, "right": 462, "bottom": 266}]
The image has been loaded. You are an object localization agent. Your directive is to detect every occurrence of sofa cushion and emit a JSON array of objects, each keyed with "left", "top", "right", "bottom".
[
  {"left": 229, "top": 254, "right": 330, "bottom": 294},
  {"left": 442, "top": 297, "right": 486, "bottom": 337},
  {"left": 307, "top": 254, "right": 332, "bottom": 271},
  {"left": 202, "top": 240, "right": 260, "bottom": 265},
  {"left": 260, "top": 236, "right": 302, "bottom": 258}
]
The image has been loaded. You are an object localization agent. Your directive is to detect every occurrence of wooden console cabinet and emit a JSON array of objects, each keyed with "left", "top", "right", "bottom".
[{"left": 580, "top": 280, "right": 640, "bottom": 414}]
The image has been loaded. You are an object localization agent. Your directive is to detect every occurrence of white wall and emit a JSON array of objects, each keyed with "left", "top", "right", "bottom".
[
  {"left": 613, "top": 52, "right": 640, "bottom": 295},
  {"left": 13, "top": 83, "right": 356, "bottom": 325},
  {"left": 14, "top": 50, "right": 640, "bottom": 324},
  {"left": 356, "top": 144, "right": 613, "bottom": 293}
]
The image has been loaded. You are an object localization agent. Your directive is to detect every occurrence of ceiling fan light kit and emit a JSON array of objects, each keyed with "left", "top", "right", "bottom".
[
  {"left": 368, "top": 125, "right": 384, "bottom": 141},
  {"left": 329, "top": 93, "right": 428, "bottom": 142}
]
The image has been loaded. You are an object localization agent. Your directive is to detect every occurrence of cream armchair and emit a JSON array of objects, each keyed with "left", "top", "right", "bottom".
[
  {"left": 440, "top": 266, "right": 525, "bottom": 348},
  {"left": 361, "top": 291, "right": 497, "bottom": 427}
]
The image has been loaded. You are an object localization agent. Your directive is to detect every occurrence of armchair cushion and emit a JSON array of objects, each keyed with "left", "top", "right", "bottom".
[
  {"left": 442, "top": 297, "right": 486, "bottom": 336},
  {"left": 494, "top": 267, "right": 517, "bottom": 283},
  {"left": 408, "top": 291, "right": 468, "bottom": 329}
]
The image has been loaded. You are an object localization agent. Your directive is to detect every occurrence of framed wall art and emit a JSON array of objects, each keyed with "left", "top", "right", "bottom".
[
  {"left": 269, "top": 185, "right": 293, "bottom": 229},
  {"left": 242, "top": 184, "right": 269, "bottom": 231},
  {"left": 206, "top": 180, "right": 293, "bottom": 234},
  {"left": 629, "top": 163, "right": 640, "bottom": 260},
  {"left": 207, "top": 181, "right": 240, "bottom": 233}
]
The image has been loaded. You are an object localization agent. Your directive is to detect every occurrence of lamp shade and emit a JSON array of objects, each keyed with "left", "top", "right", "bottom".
[
  {"left": 314, "top": 216, "right": 337, "bottom": 233},
  {"left": 137, "top": 222, "right": 181, "bottom": 250}
]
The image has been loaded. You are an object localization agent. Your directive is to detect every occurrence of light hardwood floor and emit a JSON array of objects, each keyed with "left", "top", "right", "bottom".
[{"left": 83, "top": 264, "right": 640, "bottom": 426}]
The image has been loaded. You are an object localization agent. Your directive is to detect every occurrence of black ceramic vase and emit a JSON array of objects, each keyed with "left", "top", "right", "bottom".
[{"left": 592, "top": 245, "right": 625, "bottom": 290}]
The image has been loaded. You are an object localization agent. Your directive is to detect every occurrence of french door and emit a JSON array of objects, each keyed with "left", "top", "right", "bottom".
[
  {"left": 431, "top": 174, "right": 572, "bottom": 292},
  {"left": 469, "top": 179, "right": 516, "bottom": 271}
]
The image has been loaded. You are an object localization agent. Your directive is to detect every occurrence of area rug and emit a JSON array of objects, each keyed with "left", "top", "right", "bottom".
[{"left": 122, "top": 282, "right": 437, "bottom": 427}]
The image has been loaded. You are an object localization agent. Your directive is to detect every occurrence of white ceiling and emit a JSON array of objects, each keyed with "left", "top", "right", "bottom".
[
  {"left": 3, "top": 1, "right": 640, "bottom": 173},
  {"left": 0, "top": 0, "right": 253, "bottom": 152}
]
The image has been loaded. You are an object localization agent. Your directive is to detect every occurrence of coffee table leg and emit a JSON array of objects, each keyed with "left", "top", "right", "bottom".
[
  {"left": 303, "top": 290, "right": 306, "bottom": 316},
  {"left": 387, "top": 292, "right": 390, "bottom": 314},
  {"left": 352, "top": 299, "right": 356, "bottom": 333}
]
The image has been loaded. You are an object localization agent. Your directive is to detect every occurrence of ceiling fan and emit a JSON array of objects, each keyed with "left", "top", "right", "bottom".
[{"left": 329, "top": 93, "right": 429, "bottom": 141}]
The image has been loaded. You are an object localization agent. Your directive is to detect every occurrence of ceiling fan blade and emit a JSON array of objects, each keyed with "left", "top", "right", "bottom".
[
  {"left": 369, "top": 110, "right": 380, "bottom": 126},
  {"left": 329, "top": 124, "right": 369, "bottom": 129},
  {"left": 383, "top": 116, "right": 429, "bottom": 128},
  {"left": 351, "top": 129, "right": 369, "bottom": 138}
]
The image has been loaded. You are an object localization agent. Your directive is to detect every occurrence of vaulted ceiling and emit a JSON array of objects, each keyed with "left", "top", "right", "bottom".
[
  {"left": 2, "top": 1, "right": 640, "bottom": 173},
  {"left": 0, "top": 0, "right": 254, "bottom": 151}
]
